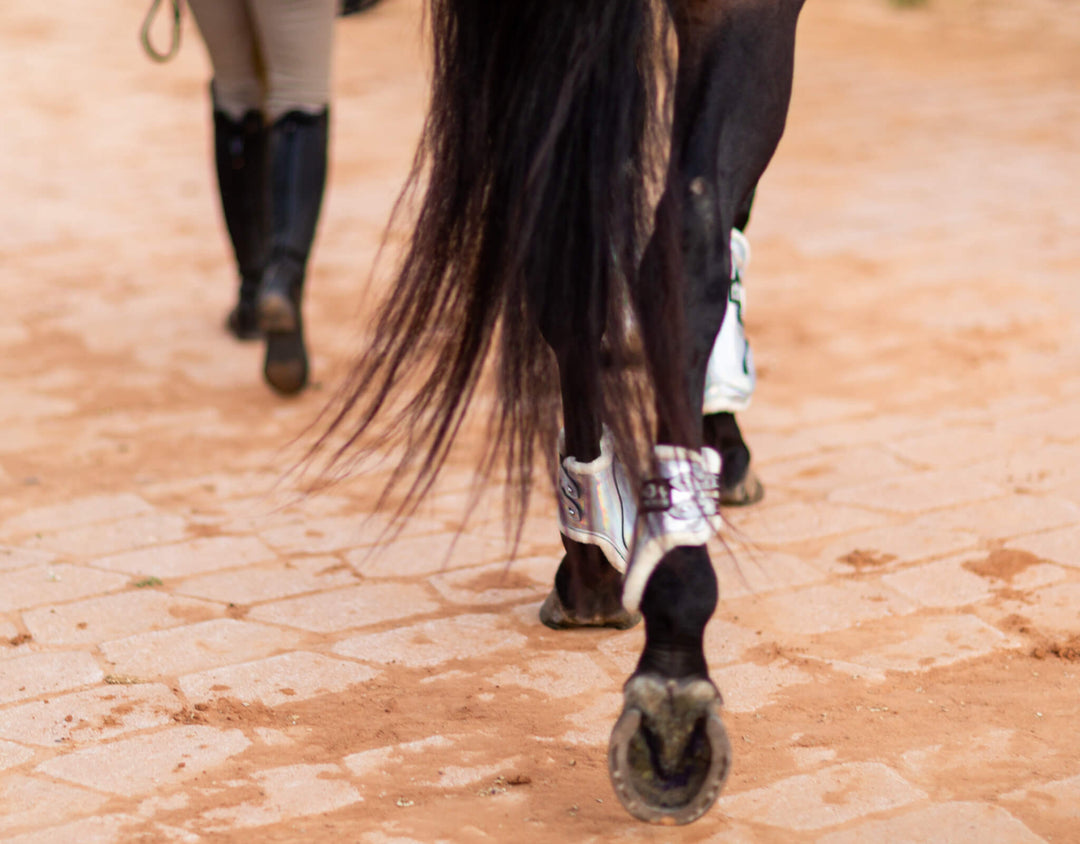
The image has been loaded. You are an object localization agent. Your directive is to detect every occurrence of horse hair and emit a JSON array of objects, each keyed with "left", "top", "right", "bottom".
[{"left": 312, "top": 0, "right": 692, "bottom": 531}]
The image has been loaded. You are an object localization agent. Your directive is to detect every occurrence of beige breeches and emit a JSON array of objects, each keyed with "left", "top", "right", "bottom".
[{"left": 187, "top": 0, "right": 336, "bottom": 121}]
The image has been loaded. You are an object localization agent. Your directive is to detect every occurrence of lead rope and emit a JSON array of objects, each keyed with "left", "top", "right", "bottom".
[{"left": 141, "top": 0, "right": 183, "bottom": 63}]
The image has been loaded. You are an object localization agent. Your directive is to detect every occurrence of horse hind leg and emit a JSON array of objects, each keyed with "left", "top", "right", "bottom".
[
  {"left": 537, "top": 297, "right": 640, "bottom": 631},
  {"left": 540, "top": 452, "right": 640, "bottom": 630}
]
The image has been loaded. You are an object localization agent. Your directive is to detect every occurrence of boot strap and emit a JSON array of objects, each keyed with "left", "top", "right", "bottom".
[{"left": 622, "top": 446, "right": 723, "bottom": 613}]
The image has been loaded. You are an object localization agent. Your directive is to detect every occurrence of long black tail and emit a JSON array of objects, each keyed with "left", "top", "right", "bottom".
[{"left": 316, "top": 0, "right": 677, "bottom": 521}]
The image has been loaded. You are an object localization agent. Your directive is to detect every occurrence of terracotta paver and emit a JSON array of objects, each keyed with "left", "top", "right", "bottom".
[
  {"left": 35, "top": 726, "right": 252, "bottom": 797},
  {"left": 99, "top": 618, "right": 304, "bottom": 679},
  {"left": 0, "top": 564, "right": 130, "bottom": 612},
  {"left": 717, "top": 762, "right": 927, "bottom": 830},
  {"left": 178, "top": 651, "right": 378, "bottom": 707},
  {"left": 816, "top": 802, "right": 1045, "bottom": 844},
  {"left": 93, "top": 535, "right": 278, "bottom": 579},
  {"left": 0, "top": 652, "right": 104, "bottom": 704},
  {"left": 1, "top": 0, "right": 1079, "bottom": 840},
  {"left": 21, "top": 590, "right": 220, "bottom": 645},
  {"left": 0, "top": 776, "right": 112, "bottom": 837},
  {"left": 198, "top": 763, "right": 363, "bottom": 831},
  {"left": 0, "top": 684, "right": 180, "bottom": 746}
]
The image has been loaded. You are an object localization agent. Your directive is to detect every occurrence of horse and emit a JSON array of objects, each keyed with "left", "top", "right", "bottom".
[{"left": 318, "top": 0, "right": 804, "bottom": 825}]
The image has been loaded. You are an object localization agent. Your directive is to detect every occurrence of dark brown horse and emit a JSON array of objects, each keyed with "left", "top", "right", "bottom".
[{"left": 320, "top": 0, "right": 804, "bottom": 824}]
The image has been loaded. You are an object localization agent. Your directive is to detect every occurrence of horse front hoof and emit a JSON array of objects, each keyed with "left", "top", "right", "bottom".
[
  {"left": 539, "top": 589, "right": 641, "bottom": 631},
  {"left": 720, "top": 465, "right": 764, "bottom": 507},
  {"left": 608, "top": 674, "right": 731, "bottom": 825}
]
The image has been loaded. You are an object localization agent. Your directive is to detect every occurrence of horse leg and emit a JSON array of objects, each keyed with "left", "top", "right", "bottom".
[
  {"left": 704, "top": 189, "right": 765, "bottom": 505},
  {"left": 609, "top": 0, "right": 803, "bottom": 824},
  {"left": 705, "top": 411, "right": 763, "bottom": 504},
  {"left": 538, "top": 303, "right": 639, "bottom": 630}
]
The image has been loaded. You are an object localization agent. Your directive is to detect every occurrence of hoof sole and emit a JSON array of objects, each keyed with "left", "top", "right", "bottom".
[{"left": 609, "top": 674, "right": 731, "bottom": 825}]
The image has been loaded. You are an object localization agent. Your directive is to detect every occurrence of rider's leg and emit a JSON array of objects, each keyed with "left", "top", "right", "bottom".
[
  {"left": 249, "top": 0, "right": 336, "bottom": 394},
  {"left": 188, "top": 0, "right": 267, "bottom": 340}
]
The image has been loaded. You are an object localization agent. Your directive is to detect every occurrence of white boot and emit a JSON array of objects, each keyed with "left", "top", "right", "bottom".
[{"left": 703, "top": 229, "right": 755, "bottom": 414}]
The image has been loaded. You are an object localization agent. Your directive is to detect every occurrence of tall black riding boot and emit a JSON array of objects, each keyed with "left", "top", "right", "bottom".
[
  {"left": 257, "top": 109, "right": 329, "bottom": 395},
  {"left": 214, "top": 108, "right": 268, "bottom": 340}
]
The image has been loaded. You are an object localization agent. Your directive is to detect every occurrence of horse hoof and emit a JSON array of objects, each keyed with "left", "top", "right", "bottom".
[
  {"left": 539, "top": 589, "right": 641, "bottom": 631},
  {"left": 608, "top": 674, "right": 731, "bottom": 825},
  {"left": 720, "top": 466, "right": 764, "bottom": 507}
]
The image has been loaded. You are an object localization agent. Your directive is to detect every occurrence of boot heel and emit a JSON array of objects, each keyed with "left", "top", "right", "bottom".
[
  {"left": 264, "top": 329, "right": 308, "bottom": 395},
  {"left": 256, "top": 286, "right": 297, "bottom": 333}
]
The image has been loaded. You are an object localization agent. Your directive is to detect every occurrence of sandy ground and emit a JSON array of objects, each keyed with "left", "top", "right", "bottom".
[{"left": 1, "top": 0, "right": 1079, "bottom": 841}]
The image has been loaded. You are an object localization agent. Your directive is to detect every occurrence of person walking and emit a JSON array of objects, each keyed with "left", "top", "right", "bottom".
[{"left": 188, "top": 0, "right": 337, "bottom": 395}]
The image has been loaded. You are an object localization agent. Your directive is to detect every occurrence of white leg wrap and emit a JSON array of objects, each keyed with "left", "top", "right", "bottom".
[
  {"left": 622, "top": 446, "right": 723, "bottom": 614},
  {"left": 703, "top": 229, "right": 756, "bottom": 415},
  {"left": 557, "top": 430, "right": 637, "bottom": 574}
]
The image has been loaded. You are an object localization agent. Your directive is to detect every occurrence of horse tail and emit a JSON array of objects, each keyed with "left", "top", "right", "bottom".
[{"left": 316, "top": 0, "right": 674, "bottom": 522}]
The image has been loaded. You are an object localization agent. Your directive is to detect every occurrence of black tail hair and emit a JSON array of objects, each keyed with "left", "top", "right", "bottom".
[{"left": 314, "top": 0, "right": 683, "bottom": 526}]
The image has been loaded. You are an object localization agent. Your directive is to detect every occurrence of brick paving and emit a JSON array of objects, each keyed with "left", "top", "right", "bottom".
[{"left": 2, "top": 0, "right": 1079, "bottom": 841}]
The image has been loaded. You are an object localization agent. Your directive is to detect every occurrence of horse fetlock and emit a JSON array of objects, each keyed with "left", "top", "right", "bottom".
[{"left": 609, "top": 673, "right": 731, "bottom": 825}]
